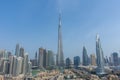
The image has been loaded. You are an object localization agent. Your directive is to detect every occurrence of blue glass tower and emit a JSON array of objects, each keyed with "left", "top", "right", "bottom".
[
  {"left": 82, "top": 46, "right": 89, "bottom": 66},
  {"left": 66, "top": 58, "right": 71, "bottom": 68},
  {"left": 74, "top": 56, "right": 80, "bottom": 69},
  {"left": 111, "top": 52, "right": 119, "bottom": 66}
]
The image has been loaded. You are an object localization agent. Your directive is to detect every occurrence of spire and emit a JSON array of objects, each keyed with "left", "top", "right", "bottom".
[{"left": 59, "top": 11, "right": 62, "bottom": 27}]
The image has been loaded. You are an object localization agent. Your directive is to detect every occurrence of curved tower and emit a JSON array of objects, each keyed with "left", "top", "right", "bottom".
[
  {"left": 82, "top": 46, "right": 89, "bottom": 66},
  {"left": 96, "top": 34, "right": 105, "bottom": 74}
]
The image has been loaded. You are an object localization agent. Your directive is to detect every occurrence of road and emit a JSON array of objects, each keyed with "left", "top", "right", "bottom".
[{"left": 50, "top": 74, "right": 59, "bottom": 80}]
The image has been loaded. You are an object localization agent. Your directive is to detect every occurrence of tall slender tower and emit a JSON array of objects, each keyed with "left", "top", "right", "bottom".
[
  {"left": 57, "top": 13, "right": 64, "bottom": 67},
  {"left": 96, "top": 34, "right": 105, "bottom": 74}
]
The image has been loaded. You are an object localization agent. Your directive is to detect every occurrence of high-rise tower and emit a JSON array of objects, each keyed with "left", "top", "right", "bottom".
[
  {"left": 57, "top": 13, "right": 64, "bottom": 67},
  {"left": 15, "top": 44, "right": 19, "bottom": 57},
  {"left": 111, "top": 52, "right": 119, "bottom": 66},
  {"left": 19, "top": 47, "right": 24, "bottom": 58},
  {"left": 82, "top": 46, "right": 89, "bottom": 66},
  {"left": 96, "top": 34, "right": 105, "bottom": 74},
  {"left": 74, "top": 56, "right": 80, "bottom": 69},
  {"left": 90, "top": 54, "right": 96, "bottom": 66}
]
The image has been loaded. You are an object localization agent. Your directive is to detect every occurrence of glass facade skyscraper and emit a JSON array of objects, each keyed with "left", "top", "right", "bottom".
[
  {"left": 111, "top": 52, "right": 119, "bottom": 66},
  {"left": 96, "top": 34, "right": 105, "bottom": 74},
  {"left": 74, "top": 56, "right": 80, "bottom": 69},
  {"left": 47, "top": 50, "right": 55, "bottom": 67},
  {"left": 82, "top": 46, "right": 89, "bottom": 66},
  {"left": 66, "top": 58, "right": 71, "bottom": 68}
]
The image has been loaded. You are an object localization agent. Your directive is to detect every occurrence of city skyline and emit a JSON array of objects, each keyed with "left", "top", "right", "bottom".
[{"left": 0, "top": 0, "right": 120, "bottom": 59}]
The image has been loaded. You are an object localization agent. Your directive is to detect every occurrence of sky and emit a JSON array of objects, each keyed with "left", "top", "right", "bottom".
[{"left": 0, "top": 0, "right": 120, "bottom": 59}]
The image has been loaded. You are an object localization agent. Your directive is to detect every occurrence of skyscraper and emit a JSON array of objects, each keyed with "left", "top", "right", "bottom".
[
  {"left": 0, "top": 50, "right": 5, "bottom": 59},
  {"left": 3, "top": 60, "right": 10, "bottom": 74},
  {"left": 43, "top": 49, "right": 47, "bottom": 68},
  {"left": 38, "top": 48, "right": 44, "bottom": 68},
  {"left": 57, "top": 13, "right": 64, "bottom": 67},
  {"left": 47, "top": 50, "right": 55, "bottom": 67},
  {"left": 109, "top": 57, "right": 112, "bottom": 66},
  {"left": 19, "top": 47, "right": 24, "bottom": 58},
  {"left": 56, "top": 54, "right": 58, "bottom": 66},
  {"left": 35, "top": 52, "right": 37, "bottom": 60},
  {"left": 23, "top": 53, "right": 28, "bottom": 75},
  {"left": 118, "top": 57, "right": 120, "bottom": 65},
  {"left": 16, "top": 57, "right": 23, "bottom": 75},
  {"left": 35, "top": 51, "right": 37, "bottom": 66},
  {"left": 30, "top": 52, "right": 38, "bottom": 67},
  {"left": 96, "top": 34, "right": 105, "bottom": 74},
  {"left": 0, "top": 50, "right": 8, "bottom": 59},
  {"left": 15, "top": 44, "right": 19, "bottom": 57},
  {"left": 82, "top": 46, "right": 89, "bottom": 66},
  {"left": 28, "top": 61, "right": 32, "bottom": 75},
  {"left": 111, "top": 52, "right": 119, "bottom": 66},
  {"left": 12, "top": 56, "right": 17, "bottom": 76},
  {"left": 66, "top": 58, "right": 71, "bottom": 68},
  {"left": 104, "top": 56, "right": 109, "bottom": 66},
  {"left": 90, "top": 54, "right": 96, "bottom": 66},
  {"left": 9, "top": 56, "right": 14, "bottom": 75},
  {"left": 74, "top": 56, "right": 80, "bottom": 69}
]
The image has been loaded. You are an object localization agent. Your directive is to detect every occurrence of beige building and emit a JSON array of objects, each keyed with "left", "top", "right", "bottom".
[
  {"left": 90, "top": 54, "right": 96, "bottom": 66},
  {"left": 0, "top": 75, "right": 4, "bottom": 80}
]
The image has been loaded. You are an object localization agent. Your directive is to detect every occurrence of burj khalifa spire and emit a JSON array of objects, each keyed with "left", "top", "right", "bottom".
[{"left": 57, "top": 13, "right": 64, "bottom": 67}]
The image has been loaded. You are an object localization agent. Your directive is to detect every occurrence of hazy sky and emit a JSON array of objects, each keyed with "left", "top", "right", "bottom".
[{"left": 0, "top": 0, "right": 120, "bottom": 59}]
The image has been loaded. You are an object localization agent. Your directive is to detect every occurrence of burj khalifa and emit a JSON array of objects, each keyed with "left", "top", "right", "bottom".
[{"left": 57, "top": 13, "right": 64, "bottom": 67}]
